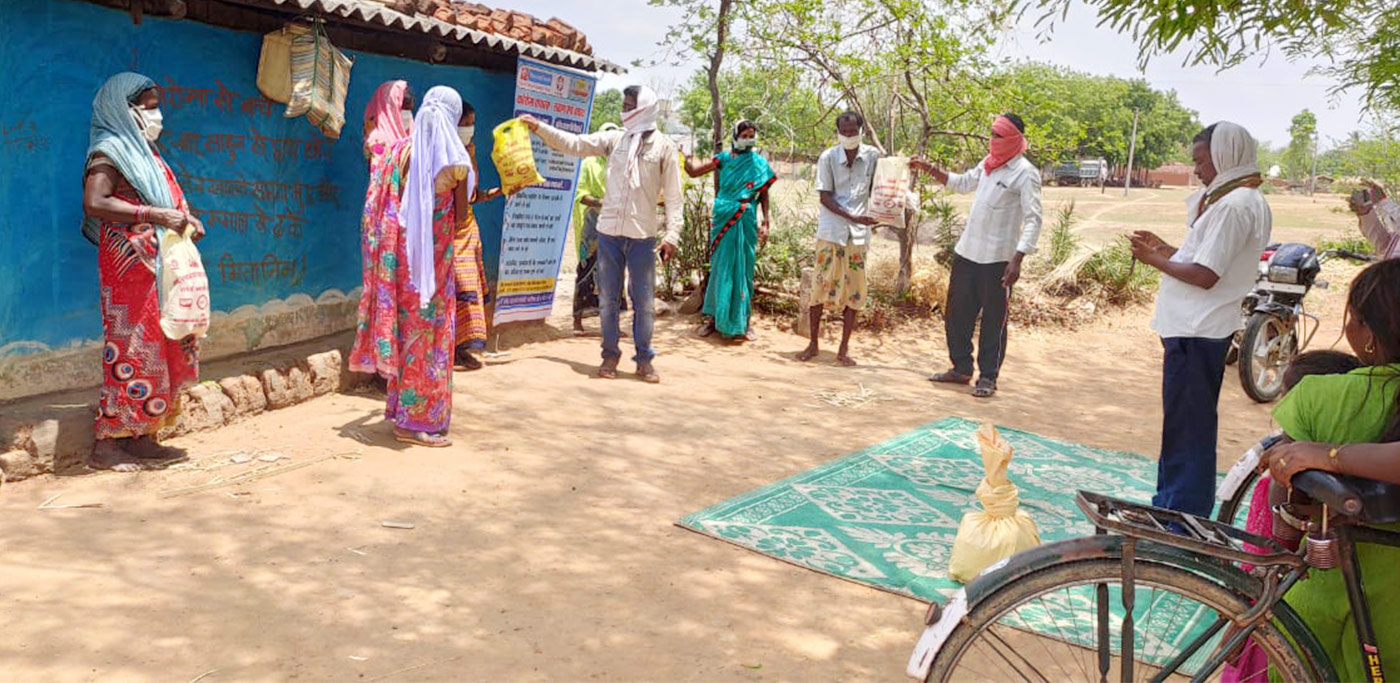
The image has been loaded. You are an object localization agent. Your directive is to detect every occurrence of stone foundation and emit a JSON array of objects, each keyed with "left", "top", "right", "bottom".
[{"left": 0, "top": 336, "right": 366, "bottom": 482}]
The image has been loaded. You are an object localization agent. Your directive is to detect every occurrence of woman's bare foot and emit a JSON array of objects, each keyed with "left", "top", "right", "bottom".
[
  {"left": 796, "top": 344, "right": 819, "bottom": 362},
  {"left": 742, "top": 328, "right": 758, "bottom": 342},
  {"left": 695, "top": 320, "right": 715, "bottom": 338},
  {"left": 454, "top": 347, "right": 483, "bottom": 371},
  {"left": 89, "top": 439, "right": 145, "bottom": 472},
  {"left": 393, "top": 428, "right": 451, "bottom": 448},
  {"left": 573, "top": 316, "right": 587, "bottom": 337},
  {"left": 128, "top": 435, "right": 189, "bottom": 463}
]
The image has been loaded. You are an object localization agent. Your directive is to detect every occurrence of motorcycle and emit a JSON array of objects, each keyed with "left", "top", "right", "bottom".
[{"left": 1227, "top": 243, "right": 1373, "bottom": 403}]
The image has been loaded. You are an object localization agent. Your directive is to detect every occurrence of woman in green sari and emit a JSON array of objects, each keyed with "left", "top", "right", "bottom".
[{"left": 686, "top": 120, "right": 776, "bottom": 340}]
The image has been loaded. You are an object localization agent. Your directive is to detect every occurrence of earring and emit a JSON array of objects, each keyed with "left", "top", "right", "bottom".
[{"left": 1366, "top": 340, "right": 1376, "bottom": 355}]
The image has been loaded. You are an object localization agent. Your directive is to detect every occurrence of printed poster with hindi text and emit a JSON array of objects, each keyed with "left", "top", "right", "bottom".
[{"left": 494, "top": 57, "right": 596, "bottom": 324}]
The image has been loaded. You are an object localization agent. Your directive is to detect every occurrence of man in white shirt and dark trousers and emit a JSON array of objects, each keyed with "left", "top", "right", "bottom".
[
  {"left": 1130, "top": 121, "right": 1271, "bottom": 517},
  {"left": 522, "top": 86, "right": 684, "bottom": 383},
  {"left": 915, "top": 113, "right": 1043, "bottom": 398}
]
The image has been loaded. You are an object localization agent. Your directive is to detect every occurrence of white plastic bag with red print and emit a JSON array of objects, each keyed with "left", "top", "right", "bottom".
[
  {"left": 157, "top": 226, "right": 211, "bottom": 340},
  {"left": 868, "top": 156, "right": 911, "bottom": 228}
]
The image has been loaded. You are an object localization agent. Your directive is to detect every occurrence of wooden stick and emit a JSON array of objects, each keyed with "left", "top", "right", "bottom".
[
  {"left": 158, "top": 453, "right": 348, "bottom": 499},
  {"left": 188, "top": 670, "right": 218, "bottom": 683},
  {"left": 369, "top": 656, "right": 462, "bottom": 682}
]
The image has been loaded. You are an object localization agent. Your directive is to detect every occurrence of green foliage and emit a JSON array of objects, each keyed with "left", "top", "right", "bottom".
[
  {"left": 1008, "top": 64, "right": 1199, "bottom": 170},
  {"left": 1283, "top": 110, "right": 1318, "bottom": 181},
  {"left": 589, "top": 90, "right": 622, "bottom": 133},
  {"left": 677, "top": 65, "right": 829, "bottom": 158},
  {"left": 1013, "top": 1, "right": 1400, "bottom": 112},
  {"left": 1080, "top": 238, "right": 1160, "bottom": 303},
  {"left": 925, "top": 197, "right": 961, "bottom": 266},
  {"left": 1318, "top": 230, "right": 1377, "bottom": 256},
  {"left": 1317, "top": 124, "right": 1400, "bottom": 188},
  {"left": 754, "top": 212, "right": 815, "bottom": 293},
  {"left": 660, "top": 181, "right": 713, "bottom": 299},
  {"left": 1046, "top": 200, "right": 1079, "bottom": 268}
]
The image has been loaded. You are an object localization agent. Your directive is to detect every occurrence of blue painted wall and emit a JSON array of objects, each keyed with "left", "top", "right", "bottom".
[{"left": 0, "top": 0, "right": 514, "bottom": 351}]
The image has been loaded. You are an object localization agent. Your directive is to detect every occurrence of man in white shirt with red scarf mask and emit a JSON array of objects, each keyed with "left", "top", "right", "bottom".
[{"left": 914, "top": 113, "right": 1043, "bottom": 399}]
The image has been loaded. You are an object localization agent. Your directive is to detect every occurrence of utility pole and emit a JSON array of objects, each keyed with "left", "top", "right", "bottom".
[
  {"left": 1309, "top": 131, "right": 1319, "bottom": 196},
  {"left": 1123, "top": 107, "right": 1140, "bottom": 198}
]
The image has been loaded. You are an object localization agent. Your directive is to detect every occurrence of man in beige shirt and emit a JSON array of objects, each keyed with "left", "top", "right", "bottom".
[{"left": 521, "top": 86, "right": 683, "bottom": 383}]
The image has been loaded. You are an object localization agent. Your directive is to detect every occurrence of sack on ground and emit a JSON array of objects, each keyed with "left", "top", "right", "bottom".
[
  {"left": 947, "top": 424, "right": 1041, "bottom": 583},
  {"left": 157, "top": 227, "right": 211, "bottom": 340},
  {"left": 284, "top": 22, "right": 354, "bottom": 138},
  {"left": 491, "top": 118, "right": 545, "bottom": 196},
  {"left": 868, "top": 156, "right": 911, "bottom": 228},
  {"left": 256, "top": 26, "right": 295, "bottom": 104}
]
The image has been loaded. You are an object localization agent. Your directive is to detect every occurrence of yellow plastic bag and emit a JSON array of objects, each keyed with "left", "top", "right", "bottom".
[
  {"left": 491, "top": 118, "right": 546, "bottom": 196},
  {"left": 947, "top": 424, "right": 1041, "bottom": 583}
]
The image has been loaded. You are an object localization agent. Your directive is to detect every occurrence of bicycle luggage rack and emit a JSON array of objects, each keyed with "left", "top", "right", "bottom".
[{"left": 1076, "top": 491, "right": 1304, "bottom": 569}]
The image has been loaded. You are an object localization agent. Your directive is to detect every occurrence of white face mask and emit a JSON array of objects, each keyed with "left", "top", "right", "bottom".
[
  {"left": 734, "top": 136, "right": 756, "bottom": 151},
  {"left": 838, "top": 133, "right": 862, "bottom": 151},
  {"left": 131, "top": 106, "right": 163, "bottom": 142},
  {"left": 399, "top": 110, "right": 414, "bottom": 132},
  {"left": 458, "top": 125, "right": 474, "bottom": 147}
]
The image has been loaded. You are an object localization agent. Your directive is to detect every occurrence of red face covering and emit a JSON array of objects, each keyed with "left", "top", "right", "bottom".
[{"left": 983, "top": 116, "right": 1027, "bottom": 173}]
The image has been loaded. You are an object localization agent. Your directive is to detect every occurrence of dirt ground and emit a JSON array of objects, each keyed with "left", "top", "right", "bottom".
[{"left": 0, "top": 191, "right": 1365, "bottom": 682}]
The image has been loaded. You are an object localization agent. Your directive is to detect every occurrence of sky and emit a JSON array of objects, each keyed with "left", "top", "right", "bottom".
[{"left": 508, "top": 0, "right": 1374, "bottom": 151}]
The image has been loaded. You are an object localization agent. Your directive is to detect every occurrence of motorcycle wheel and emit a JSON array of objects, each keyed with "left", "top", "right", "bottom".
[{"left": 1239, "top": 311, "right": 1297, "bottom": 403}]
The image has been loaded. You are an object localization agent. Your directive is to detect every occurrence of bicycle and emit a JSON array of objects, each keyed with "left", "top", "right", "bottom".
[
  {"left": 907, "top": 470, "right": 1400, "bottom": 682},
  {"left": 1214, "top": 433, "right": 1285, "bottom": 530}
]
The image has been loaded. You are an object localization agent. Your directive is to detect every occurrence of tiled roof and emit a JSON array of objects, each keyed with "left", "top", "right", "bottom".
[{"left": 248, "top": 0, "right": 626, "bottom": 74}]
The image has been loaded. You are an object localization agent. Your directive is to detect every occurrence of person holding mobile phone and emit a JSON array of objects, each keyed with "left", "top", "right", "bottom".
[{"left": 1350, "top": 180, "right": 1400, "bottom": 259}]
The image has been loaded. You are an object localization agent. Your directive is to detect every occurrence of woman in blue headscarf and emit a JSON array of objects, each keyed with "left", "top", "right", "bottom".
[
  {"left": 82, "top": 72, "right": 204, "bottom": 471},
  {"left": 384, "top": 86, "right": 472, "bottom": 448}
]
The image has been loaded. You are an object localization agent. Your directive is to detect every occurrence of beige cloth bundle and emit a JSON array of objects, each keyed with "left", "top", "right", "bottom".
[{"left": 947, "top": 424, "right": 1041, "bottom": 583}]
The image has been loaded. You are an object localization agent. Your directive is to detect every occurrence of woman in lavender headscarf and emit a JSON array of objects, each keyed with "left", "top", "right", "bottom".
[{"left": 385, "top": 86, "right": 473, "bottom": 447}]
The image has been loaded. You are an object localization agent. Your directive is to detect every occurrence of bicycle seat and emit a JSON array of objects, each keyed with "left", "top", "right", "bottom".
[{"left": 1293, "top": 470, "right": 1400, "bottom": 525}]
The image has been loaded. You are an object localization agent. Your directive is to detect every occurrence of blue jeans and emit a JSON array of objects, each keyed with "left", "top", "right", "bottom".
[
  {"left": 1153, "top": 336, "right": 1232, "bottom": 517},
  {"left": 596, "top": 233, "right": 656, "bottom": 364}
]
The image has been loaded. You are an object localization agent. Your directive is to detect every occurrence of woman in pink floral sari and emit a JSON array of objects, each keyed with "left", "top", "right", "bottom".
[
  {"left": 349, "top": 81, "right": 414, "bottom": 379},
  {"left": 385, "top": 86, "right": 474, "bottom": 447}
]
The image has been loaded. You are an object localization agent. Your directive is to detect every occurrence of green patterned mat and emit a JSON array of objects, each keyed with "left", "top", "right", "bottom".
[
  {"left": 678, "top": 416, "right": 1236, "bottom": 672},
  {"left": 677, "top": 416, "right": 1162, "bottom": 601}
]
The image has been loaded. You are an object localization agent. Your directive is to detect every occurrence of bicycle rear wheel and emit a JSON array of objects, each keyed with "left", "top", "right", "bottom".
[{"left": 927, "top": 558, "right": 1312, "bottom": 682}]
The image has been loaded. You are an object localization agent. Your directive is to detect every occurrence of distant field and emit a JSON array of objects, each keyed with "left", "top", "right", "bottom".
[{"left": 766, "top": 163, "right": 1358, "bottom": 250}]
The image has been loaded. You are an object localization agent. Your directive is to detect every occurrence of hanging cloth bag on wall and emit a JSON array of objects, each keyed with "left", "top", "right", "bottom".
[
  {"left": 284, "top": 21, "right": 354, "bottom": 139},
  {"left": 156, "top": 226, "right": 211, "bottom": 340},
  {"left": 256, "top": 25, "right": 295, "bottom": 104}
]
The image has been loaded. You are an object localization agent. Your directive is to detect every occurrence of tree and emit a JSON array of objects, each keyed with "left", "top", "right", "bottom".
[
  {"left": 648, "top": 0, "right": 742, "bottom": 170},
  {"left": 742, "top": 0, "right": 1006, "bottom": 295},
  {"left": 677, "top": 64, "right": 830, "bottom": 158},
  {"left": 1283, "top": 109, "right": 1318, "bottom": 182},
  {"left": 1006, "top": 64, "right": 1198, "bottom": 170},
  {"left": 1014, "top": 0, "right": 1400, "bottom": 112},
  {"left": 589, "top": 89, "right": 622, "bottom": 133}
]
